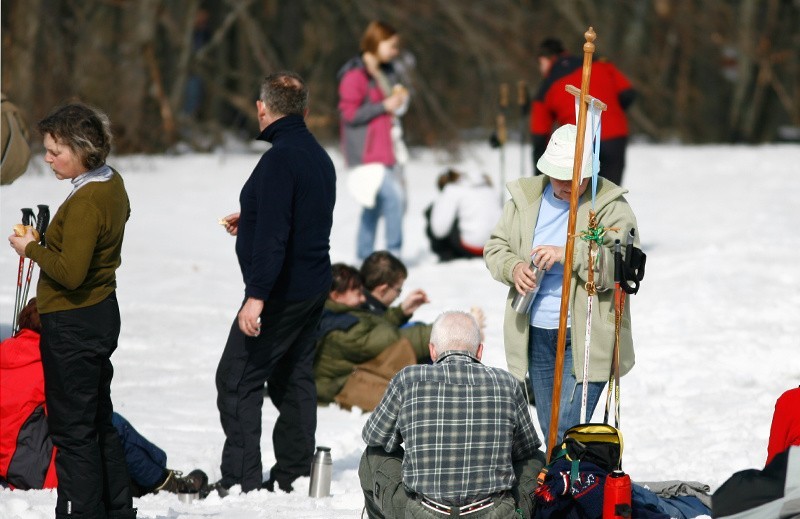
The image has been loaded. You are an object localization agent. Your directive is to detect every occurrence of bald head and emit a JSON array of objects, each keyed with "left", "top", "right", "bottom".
[{"left": 429, "top": 311, "right": 482, "bottom": 359}]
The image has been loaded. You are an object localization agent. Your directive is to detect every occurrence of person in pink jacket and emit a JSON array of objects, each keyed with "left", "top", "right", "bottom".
[{"left": 338, "top": 20, "right": 411, "bottom": 260}]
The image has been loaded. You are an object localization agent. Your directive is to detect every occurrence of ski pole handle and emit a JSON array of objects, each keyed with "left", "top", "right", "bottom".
[
  {"left": 36, "top": 204, "right": 50, "bottom": 246},
  {"left": 622, "top": 228, "right": 646, "bottom": 295},
  {"left": 614, "top": 239, "right": 622, "bottom": 284},
  {"left": 517, "top": 80, "right": 530, "bottom": 115},
  {"left": 21, "top": 208, "right": 35, "bottom": 226},
  {"left": 499, "top": 82, "right": 509, "bottom": 108}
]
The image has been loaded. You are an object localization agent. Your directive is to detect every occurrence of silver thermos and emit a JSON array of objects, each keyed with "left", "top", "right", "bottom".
[
  {"left": 511, "top": 262, "right": 546, "bottom": 314},
  {"left": 308, "top": 446, "right": 332, "bottom": 497}
]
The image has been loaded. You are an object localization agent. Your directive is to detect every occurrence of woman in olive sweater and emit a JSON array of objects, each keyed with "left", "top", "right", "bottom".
[{"left": 8, "top": 103, "right": 135, "bottom": 519}]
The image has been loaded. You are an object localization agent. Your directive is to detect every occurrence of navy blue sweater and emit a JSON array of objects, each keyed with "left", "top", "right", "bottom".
[{"left": 236, "top": 115, "right": 336, "bottom": 302}]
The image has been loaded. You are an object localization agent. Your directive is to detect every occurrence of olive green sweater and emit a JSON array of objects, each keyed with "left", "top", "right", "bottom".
[{"left": 25, "top": 171, "right": 130, "bottom": 314}]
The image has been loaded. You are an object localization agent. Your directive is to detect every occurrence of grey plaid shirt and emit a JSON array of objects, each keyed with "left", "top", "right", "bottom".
[{"left": 362, "top": 351, "right": 542, "bottom": 505}]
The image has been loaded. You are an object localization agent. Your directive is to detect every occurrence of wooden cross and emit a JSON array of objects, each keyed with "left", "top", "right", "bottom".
[{"left": 565, "top": 84, "right": 608, "bottom": 112}]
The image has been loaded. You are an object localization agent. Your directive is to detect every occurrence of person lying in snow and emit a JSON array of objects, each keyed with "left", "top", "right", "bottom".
[{"left": 0, "top": 298, "right": 208, "bottom": 498}]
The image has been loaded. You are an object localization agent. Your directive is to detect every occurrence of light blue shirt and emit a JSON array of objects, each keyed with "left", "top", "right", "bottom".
[{"left": 530, "top": 184, "right": 569, "bottom": 328}]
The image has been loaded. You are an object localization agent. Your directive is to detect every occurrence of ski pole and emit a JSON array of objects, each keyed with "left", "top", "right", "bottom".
[
  {"left": 18, "top": 205, "right": 51, "bottom": 325},
  {"left": 12, "top": 208, "right": 35, "bottom": 332},
  {"left": 622, "top": 229, "right": 645, "bottom": 295},
  {"left": 604, "top": 239, "right": 625, "bottom": 426},
  {"left": 579, "top": 245, "right": 596, "bottom": 424},
  {"left": 36, "top": 204, "right": 50, "bottom": 247}
]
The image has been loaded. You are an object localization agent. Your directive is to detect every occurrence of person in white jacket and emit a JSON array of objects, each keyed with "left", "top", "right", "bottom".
[{"left": 425, "top": 169, "right": 501, "bottom": 262}]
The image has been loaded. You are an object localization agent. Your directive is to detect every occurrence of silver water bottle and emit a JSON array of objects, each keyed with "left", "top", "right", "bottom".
[
  {"left": 511, "top": 262, "right": 546, "bottom": 314},
  {"left": 308, "top": 446, "right": 332, "bottom": 497}
]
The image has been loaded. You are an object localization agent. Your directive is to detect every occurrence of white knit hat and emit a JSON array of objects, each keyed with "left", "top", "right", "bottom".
[{"left": 536, "top": 124, "right": 595, "bottom": 180}]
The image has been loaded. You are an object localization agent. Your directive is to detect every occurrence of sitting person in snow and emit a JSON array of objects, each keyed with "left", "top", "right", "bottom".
[
  {"left": 712, "top": 386, "right": 800, "bottom": 518},
  {"left": 359, "top": 310, "right": 546, "bottom": 518},
  {"left": 313, "top": 263, "right": 432, "bottom": 411},
  {"left": 0, "top": 298, "right": 208, "bottom": 497},
  {"left": 359, "top": 250, "right": 431, "bottom": 319},
  {"left": 425, "top": 168, "right": 502, "bottom": 262},
  {"left": 359, "top": 250, "right": 491, "bottom": 337},
  {"left": 766, "top": 385, "right": 800, "bottom": 466}
]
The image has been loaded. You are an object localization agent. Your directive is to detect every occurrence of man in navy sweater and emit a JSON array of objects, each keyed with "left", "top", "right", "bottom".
[{"left": 214, "top": 71, "right": 336, "bottom": 494}]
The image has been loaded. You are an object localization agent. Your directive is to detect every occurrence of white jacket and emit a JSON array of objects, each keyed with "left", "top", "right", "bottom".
[{"left": 430, "top": 179, "right": 501, "bottom": 249}]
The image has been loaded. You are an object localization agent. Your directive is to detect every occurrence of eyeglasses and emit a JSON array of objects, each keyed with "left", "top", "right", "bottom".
[{"left": 390, "top": 284, "right": 403, "bottom": 295}]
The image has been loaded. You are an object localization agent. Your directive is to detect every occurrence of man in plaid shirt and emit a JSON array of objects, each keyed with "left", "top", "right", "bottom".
[{"left": 359, "top": 311, "right": 545, "bottom": 518}]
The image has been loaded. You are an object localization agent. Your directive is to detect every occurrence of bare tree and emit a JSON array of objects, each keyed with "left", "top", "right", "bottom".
[{"left": 1, "top": 0, "right": 797, "bottom": 153}]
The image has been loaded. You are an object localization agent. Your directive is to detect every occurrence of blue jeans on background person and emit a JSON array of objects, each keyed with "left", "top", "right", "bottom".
[
  {"left": 112, "top": 412, "right": 167, "bottom": 490},
  {"left": 528, "top": 326, "right": 606, "bottom": 443},
  {"left": 357, "top": 166, "right": 405, "bottom": 260}
]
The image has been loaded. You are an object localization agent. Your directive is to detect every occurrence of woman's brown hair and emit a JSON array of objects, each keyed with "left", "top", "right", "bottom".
[{"left": 360, "top": 20, "right": 398, "bottom": 55}]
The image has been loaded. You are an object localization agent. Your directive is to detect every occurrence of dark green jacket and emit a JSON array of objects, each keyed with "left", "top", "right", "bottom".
[{"left": 313, "top": 299, "right": 431, "bottom": 403}]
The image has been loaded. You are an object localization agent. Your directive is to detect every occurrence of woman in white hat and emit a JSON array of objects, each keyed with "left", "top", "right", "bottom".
[{"left": 484, "top": 124, "right": 639, "bottom": 441}]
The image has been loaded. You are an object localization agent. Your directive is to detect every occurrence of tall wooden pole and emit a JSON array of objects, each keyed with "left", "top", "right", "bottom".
[{"left": 546, "top": 27, "right": 597, "bottom": 461}]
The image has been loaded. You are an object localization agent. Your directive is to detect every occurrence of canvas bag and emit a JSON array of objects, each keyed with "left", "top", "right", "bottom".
[
  {"left": 559, "top": 423, "right": 624, "bottom": 475},
  {"left": 333, "top": 337, "right": 416, "bottom": 412},
  {"left": 534, "top": 424, "right": 624, "bottom": 519},
  {"left": 346, "top": 163, "right": 385, "bottom": 208},
  {"left": 1, "top": 94, "right": 32, "bottom": 186}
]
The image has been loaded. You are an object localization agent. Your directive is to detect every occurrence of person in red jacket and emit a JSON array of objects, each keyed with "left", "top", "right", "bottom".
[
  {"left": 1, "top": 298, "right": 207, "bottom": 496},
  {"left": 766, "top": 386, "right": 800, "bottom": 466},
  {"left": 0, "top": 298, "right": 57, "bottom": 490},
  {"left": 530, "top": 38, "right": 637, "bottom": 186}
]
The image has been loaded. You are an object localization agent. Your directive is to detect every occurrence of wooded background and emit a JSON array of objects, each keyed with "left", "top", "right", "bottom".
[{"left": 2, "top": 0, "right": 798, "bottom": 154}]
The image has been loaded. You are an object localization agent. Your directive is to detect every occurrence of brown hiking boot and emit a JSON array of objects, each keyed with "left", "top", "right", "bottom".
[{"left": 155, "top": 469, "right": 208, "bottom": 495}]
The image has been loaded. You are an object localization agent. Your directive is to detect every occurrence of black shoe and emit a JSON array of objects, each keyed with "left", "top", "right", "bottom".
[
  {"left": 156, "top": 469, "right": 208, "bottom": 495},
  {"left": 202, "top": 479, "right": 231, "bottom": 499},
  {"left": 262, "top": 476, "right": 294, "bottom": 493},
  {"left": 182, "top": 469, "right": 208, "bottom": 494}
]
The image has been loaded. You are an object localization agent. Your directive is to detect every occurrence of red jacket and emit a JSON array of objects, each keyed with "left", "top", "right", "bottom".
[
  {"left": 766, "top": 387, "right": 800, "bottom": 466},
  {"left": 0, "top": 329, "right": 57, "bottom": 489},
  {"left": 530, "top": 54, "right": 636, "bottom": 142}
]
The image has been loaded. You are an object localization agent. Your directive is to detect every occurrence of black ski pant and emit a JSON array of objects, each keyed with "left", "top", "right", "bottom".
[
  {"left": 39, "top": 293, "right": 136, "bottom": 519},
  {"left": 216, "top": 291, "right": 326, "bottom": 492},
  {"left": 598, "top": 136, "right": 628, "bottom": 186}
]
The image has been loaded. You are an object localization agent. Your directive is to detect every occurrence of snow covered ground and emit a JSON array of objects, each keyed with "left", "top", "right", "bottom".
[{"left": 1, "top": 139, "right": 798, "bottom": 518}]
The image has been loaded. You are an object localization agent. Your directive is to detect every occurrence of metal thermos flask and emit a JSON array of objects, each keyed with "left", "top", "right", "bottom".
[
  {"left": 308, "top": 446, "right": 332, "bottom": 497},
  {"left": 511, "top": 262, "right": 545, "bottom": 314}
]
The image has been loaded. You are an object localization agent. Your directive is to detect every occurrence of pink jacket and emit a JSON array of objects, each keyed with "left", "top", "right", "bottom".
[{"left": 338, "top": 57, "right": 396, "bottom": 167}]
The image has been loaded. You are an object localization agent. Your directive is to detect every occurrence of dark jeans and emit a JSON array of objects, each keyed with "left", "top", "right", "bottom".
[
  {"left": 112, "top": 413, "right": 167, "bottom": 494},
  {"left": 216, "top": 292, "right": 326, "bottom": 492},
  {"left": 40, "top": 293, "right": 136, "bottom": 519}
]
